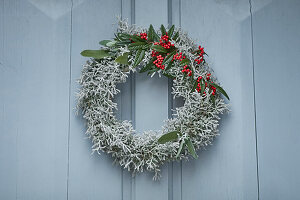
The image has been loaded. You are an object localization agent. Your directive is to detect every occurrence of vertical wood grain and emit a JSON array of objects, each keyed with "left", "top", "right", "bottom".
[
  {"left": 0, "top": 0, "right": 72, "bottom": 199},
  {"left": 168, "top": 1, "right": 183, "bottom": 200},
  {"left": 133, "top": 0, "right": 169, "bottom": 200},
  {"left": 251, "top": 0, "right": 300, "bottom": 199},
  {"left": 180, "top": 0, "right": 258, "bottom": 199},
  {"left": 118, "top": 1, "right": 134, "bottom": 199},
  {"left": 2, "top": 0, "right": 300, "bottom": 199},
  {"left": 68, "top": 1, "right": 122, "bottom": 200}
]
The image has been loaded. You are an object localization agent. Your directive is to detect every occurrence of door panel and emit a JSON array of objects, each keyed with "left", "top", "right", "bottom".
[{"left": 181, "top": 1, "right": 258, "bottom": 199}]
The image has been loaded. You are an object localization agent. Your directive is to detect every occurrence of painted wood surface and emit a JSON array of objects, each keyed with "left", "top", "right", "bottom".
[
  {"left": 252, "top": 0, "right": 300, "bottom": 199},
  {"left": 180, "top": 1, "right": 258, "bottom": 199},
  {"left": 0, "top": 0, "right": 300, "bottom": 199}
]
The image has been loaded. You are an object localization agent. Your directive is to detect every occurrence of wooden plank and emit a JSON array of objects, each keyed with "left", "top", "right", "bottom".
[
  {"left": 119, "top": 1, "right": 134, "bottom": 199},
  {"left": 133, "top": 0, "right": 169, "bottom": 199},
  {"left": 180, "top": 0, "right": 258, "bottom": 199},
  {"left": 252, "top": 0, "right": 300, "bottom": 199},
  {"left": 169, "top": 1, "right": 182, "bottom": 200},
  {"left": 0, "top": 0, "right": 71, "bottom": 199},
  {"left": 68, "top": 0, "right": 122, "bottom": 199}
]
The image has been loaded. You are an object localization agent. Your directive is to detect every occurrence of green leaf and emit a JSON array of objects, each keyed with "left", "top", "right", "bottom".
[
  {"left": 176, "top": 139, "right": 185, "bottom": 158},
  {"left": 148, "top": 24, "right": 155, "bottom": 42},
  {"left": 180, "top": 58, "right": 190, "bottom": 66},
  {"left": 151, "top": 45, "right": 167, "bottom": 53},
  {"left": 210, "top": 83, "right": 230, "bottom": 100},
  {"left": 80, "top": 50, "right": 110, "bottom": 59},
  {"left": 162, "top": 51, "right": 176, "bottom": 65},
  {"left": 148, "top": 24, "right": 160, "bottom": 42},
  {"left": 99, "top": 40, "right": 111, "bottom": 46},
  {"left": 165, "top": 61, "right": 175, "bottom": 71},
  {"left": 192, "top": 80, "right": 198, "bottom": 92},
  {"left": 128, "top": 42, "right": 147, "bottom": 48},
  {"left": 160, "top": 24, "right": 167, "bottom": 35},
  {"left": 106, "top": 40, "right": 117, "bottom": 47},
  {"left": 162, "top": 73, "right": 175, "bottom": 79},
  {"left": 133, "top": 49, "right": 145, "bottom": 67},
  {"left": 142, "top": 43, "right": 152, "bottom": 50},
  {"left": 130, "top": 35, "right": 145, "bottom": 42},
  {"left": 115, "top": 52, "right": 129, "bottom": 65},
  {"left": 158, "top": 131, "right": 179, "bottom": 144},
  {"left": 116, "top": 40, "right": 131, "bottom": 47},
  {"left": 211, "top": 94, "right": 216, "bottom": 106},
  {"left": 114, "top": 33, "right": 121, "bottom": 41},
  {"left": 186, "top": 138, "right": 198, "bottom": 159},
  {"left": 200, "top": 80, "right": 205, "bottom": 94},
  {"left": 168, "top": 25, "right": 175, "bottom": 38},
  {"left": 173, "top": 31, "right": 179, "bottom": 41},
  {"left": 117, "top": 33, "right": 131, "bottom": 40}
]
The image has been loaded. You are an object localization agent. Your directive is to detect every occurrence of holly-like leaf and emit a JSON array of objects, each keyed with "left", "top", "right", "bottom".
[
  {"left": 80, "top": 49, "right": 110, "bottom": 59},
  {"left": 168, "top": 25, "right": 175, "bottom": 38},
  {"left": 180, "top": 58, "right": 190, "bottom": 66},
  {"left": 115, "top": 52, "right": 129, "bottom": 65},
  {"left": 149, "top": 24, "right": 160, "bottom": 42},
  {"left": 130, "top": 35, "right": 145, "bottom": 42},
  {"left": 162, "top": 73, "right": 176, "bottom": 79},
  {"left": 173, "top": 31, "right": 179, "bottom": 41},
  {"left": 117, "top": 33, "right": 131, "bottom": 40},
  {"left": 192, "top": 80, "right": 198, "bottom": 92},
  {"left": 116, "top": 40, "right": 131, "bottom": 47},
  {"left": 148, "top": 24, "right": 155, "bottom": 42},
  {"left": 176, "top": 139, "right": 185, "bottom": 158},
  {"left": 211, "top": 94, "right": 216, "bottom": 106},
  {"left": 106, "top": 40, "right": 117, "bottom": 47},
  {"left": 151, "top": 45, "right": 167, "bottom": 53},
  {"left": 99, "top": 40, "right": 111, "bottom": 46},
  {"left": 158, "top": 131, "right": 179, "bottom": 144},
  {"left": 128, "top": 42, "right": 147, "bottom": 49},
  {"left": 200, "top": 80, "right": 205, "bottom": 94},
  {"left": 162, "top": 51, "right": 176, "bottom": 65},
  {"left": 133, "top": 49, "right": 145, "bottom": 67},
  {"left": 210, "top": 83, "right": 230, "bottom": 100},
  {"left": 165, "top": 61, "right": 175, "bottom": 71},
  {"left": 160, "top": 24, "right": 167, "bottom": 35},
  {"left": 186, "top": 138, "right": 198, "bottom": 159}
]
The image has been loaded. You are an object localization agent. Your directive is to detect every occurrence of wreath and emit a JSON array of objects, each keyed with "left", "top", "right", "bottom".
[{"left": 77, "top": 19, "right": 230, "bottom": 179}]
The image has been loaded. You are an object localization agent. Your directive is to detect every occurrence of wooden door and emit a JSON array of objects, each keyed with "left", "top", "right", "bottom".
[{"left": 1, "top": 0, "right": 300, "bottom": 199}]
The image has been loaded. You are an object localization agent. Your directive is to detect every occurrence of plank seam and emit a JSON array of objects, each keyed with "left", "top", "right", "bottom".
[
  {"left": 130, "top": 1, "right": 136, "bottom": 200},
  {"left": 249, "top": 0, "right": 260, "bottom": 199},
  {"left": 67, "top": 0, "right": 73, "bottom": 200},
  {"left": 179, "top": 1, "right": 182, "bottom": 199},
  {"left": 167, "top": 0, "right": 174, "bottom": 200}
]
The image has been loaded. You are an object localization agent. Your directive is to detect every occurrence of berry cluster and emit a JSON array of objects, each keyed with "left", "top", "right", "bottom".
[
  {"left": 172, "top": 52, "right": 186, "bottom": 62},
  {"left": 154, "top": 34, "right": 174, "bottom": 49},
  {"left": 181, "top": 65, "right": 192, "bottom": 76},
  {"left": 195, "top": 74, "right": 216, "bottom": 95},
  {"left": 206, "top": 73, "right": 211, "bottom": 81},
  {"left": 153, "top": 54, "right": 165, "bottom": 70},
  {"left": 151, "top": 50, "right": 159, "bottom": 58},
  {"left": 196, "top": 76, "right": 203, "bottom": 93},
  {"left": 211, "top": 85, "right": 216, "bottom": 96},
  {"left": 139, "top": 32, "right": 148, "bottom": 40},
  {"left": 195, "top": 45, "right": 205, "bottom": 64}
]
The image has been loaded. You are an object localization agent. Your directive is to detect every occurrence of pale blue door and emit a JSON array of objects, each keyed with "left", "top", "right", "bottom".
[{"left": 1, "top": 0, "right": 300, "bottom": 199}]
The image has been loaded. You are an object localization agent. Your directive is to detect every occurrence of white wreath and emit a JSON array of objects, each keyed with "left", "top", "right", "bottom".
[{"left": 77, "top": 19, "right": 229, "bottom": 179}]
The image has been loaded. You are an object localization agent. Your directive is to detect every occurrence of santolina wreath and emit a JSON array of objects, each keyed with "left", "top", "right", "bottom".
[{"left": 77, "top": 19, "right": 230, "bottom": 179}]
